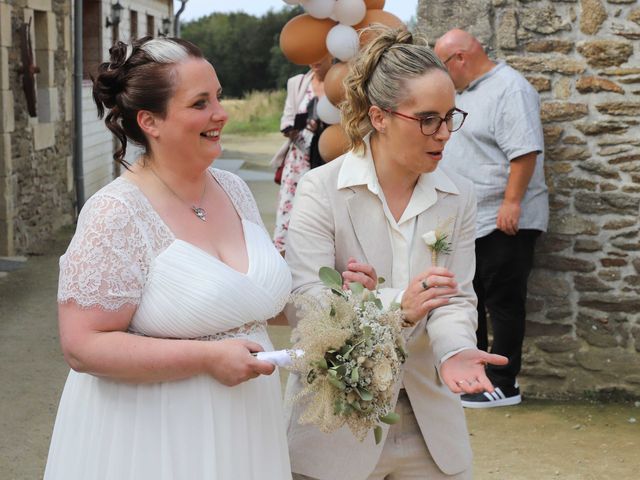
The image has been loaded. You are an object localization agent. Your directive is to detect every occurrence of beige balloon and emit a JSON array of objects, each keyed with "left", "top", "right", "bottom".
[
  {"left": 280, "top": 14, "right": 337, "bottom": 65},
  {"left": 324, "top": 62, "right": 350, "bottom": 106},
  {"left": 318, "top": 124, "right": 351, "bottom": 162},
  {"left": 354, "top": 9, "right": 406, "bottom": 46},
  {"left": 363, "top": 0, "right": 385, "bottom": 8}
]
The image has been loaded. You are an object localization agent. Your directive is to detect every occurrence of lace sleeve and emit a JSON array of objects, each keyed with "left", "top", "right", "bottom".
[
  {"left": 58, "top": 193, "right": 149, "bottom": 311},
  {"left": 212, "top": 169, "right": 267, "bottom": 231}
]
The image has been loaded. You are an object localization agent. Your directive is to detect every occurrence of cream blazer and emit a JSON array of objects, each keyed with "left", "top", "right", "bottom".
[{"left": 284, "top": 144, "right": 479, "bottom": 480}]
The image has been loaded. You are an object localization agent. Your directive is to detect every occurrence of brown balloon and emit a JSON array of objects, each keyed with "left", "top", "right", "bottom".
[
  {"left": 354, "top": 10, "right": 406, "bottom": 46},
  {"left": 279, "top": 14, "right": 337, "bottom": 66},
  {"left": 318, "top": 124, "right": 351, "bottom": 163},
  {"left": 324, "top": 62, "right": 350, "bottom": 106},
  {"left": 364, "top": 0, "right": 385, "bottom": 9}
]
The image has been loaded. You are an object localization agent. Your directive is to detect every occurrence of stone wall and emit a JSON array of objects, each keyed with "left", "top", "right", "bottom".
[
  {"left": 0, "top": 0, "right": 75, "bottom": 256},
  {"left": 418, "top": 0, "right": 640, "bottom": 399}
]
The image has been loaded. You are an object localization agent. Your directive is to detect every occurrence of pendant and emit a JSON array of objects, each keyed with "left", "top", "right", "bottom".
[{"left": 192, "top": 206, "right": 207, "bottom": 221}]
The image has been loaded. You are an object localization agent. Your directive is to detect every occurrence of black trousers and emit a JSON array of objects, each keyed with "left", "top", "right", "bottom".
[{"left": 473, "top": 229, "right": 540, "bottom": 389}]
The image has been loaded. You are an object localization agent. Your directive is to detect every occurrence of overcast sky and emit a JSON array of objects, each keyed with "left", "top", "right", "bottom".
[{"left": 175, "top": 0, "right": 419, "bottom": 23}]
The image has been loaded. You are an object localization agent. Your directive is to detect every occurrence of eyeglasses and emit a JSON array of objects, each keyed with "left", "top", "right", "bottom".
[
  {"left": 443, "top": 53, "right": 457, "bottom": 65},
  {"left": 382, "top": 108, "right": 468, "bottom": 136}
]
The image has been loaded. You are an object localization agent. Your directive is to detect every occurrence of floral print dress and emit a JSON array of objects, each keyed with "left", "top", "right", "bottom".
[{"left": 273, "top": 84, "right": 316, "bottom": 253}]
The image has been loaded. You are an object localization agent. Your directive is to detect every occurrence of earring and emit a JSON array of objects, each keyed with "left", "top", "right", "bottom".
[{"left": 379, "top": 128, "right": 386, "bottom": 134}]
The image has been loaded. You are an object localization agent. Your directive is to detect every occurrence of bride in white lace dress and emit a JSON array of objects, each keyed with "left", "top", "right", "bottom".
[{"left": 44, "top": 38, "right": 292, "bottom": 479}]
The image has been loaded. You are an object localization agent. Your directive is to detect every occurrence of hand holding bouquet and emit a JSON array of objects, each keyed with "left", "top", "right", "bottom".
[{"left": 288, "top": 267, "right": 407, "bottom": 444}]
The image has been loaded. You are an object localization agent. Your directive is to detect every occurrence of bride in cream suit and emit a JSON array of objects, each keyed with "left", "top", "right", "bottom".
[{"left": 284, "top": 27, "right": 508, "bottom": 480}]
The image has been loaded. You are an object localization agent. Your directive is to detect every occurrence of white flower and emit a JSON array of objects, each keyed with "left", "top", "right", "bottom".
[
  {"left": 422, "top": 230, "right": 437, "bottom": 247},
  {"left": 373, "top": 361, "right": 393, "bottom": 391}
]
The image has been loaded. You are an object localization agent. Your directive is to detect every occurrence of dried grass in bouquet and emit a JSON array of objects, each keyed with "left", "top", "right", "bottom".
[{"left": 289, "top": 267, "right": 407, "bottom": 444}]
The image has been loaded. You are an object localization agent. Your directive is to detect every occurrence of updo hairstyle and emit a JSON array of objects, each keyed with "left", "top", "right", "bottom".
[
  {"left": 92, "top": 36, "right": 204, "bottom": 167},
  {"left": 341, "top": 26, "right": 447, "bottom": 152}
]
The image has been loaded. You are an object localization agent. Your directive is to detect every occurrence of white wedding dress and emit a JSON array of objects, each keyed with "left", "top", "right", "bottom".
[{"left": 44, "top": 169, "right": 293, "bottom": 480}]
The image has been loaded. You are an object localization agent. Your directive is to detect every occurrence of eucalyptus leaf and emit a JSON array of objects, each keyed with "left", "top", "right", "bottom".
[
  {"left": 374, "top": 426, "right": 382, "bottom": 445},
  {"left": 350, "top": 366, "right": 359, "bottom": 382},
  {"left": 377, "top": 277, "right": 385, "bottom": 285},
  {"left": 379, "top": 412, "right": 400, "bottom": 425},
  {"left": 315, "top": 358, "right": 328, "bottom": 370},
  {"left": 349, "top": 281, "right": 364, "bottom": 296},
  {"left": 319, "top": 267, "right": 343, "bottom": 290},
  {"left": 328, "top": 375, "right": 346, "bottom": 390},
  {"left": 356, "top": 387, "right": 373, "bottom": 401}
]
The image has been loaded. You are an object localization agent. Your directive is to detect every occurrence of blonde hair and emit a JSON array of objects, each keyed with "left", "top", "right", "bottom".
[{"left": 341, "top": 26, "right": 447, "bottom": 153}]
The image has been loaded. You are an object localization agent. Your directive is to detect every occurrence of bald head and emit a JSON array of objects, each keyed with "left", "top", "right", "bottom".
[{"left": 434, "top": 29, "right": 494, "bottom": 90}]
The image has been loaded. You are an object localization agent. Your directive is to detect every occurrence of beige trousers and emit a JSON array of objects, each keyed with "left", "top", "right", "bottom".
[{"left": 292, "top": 390, "right": 472, "bottom": 480}]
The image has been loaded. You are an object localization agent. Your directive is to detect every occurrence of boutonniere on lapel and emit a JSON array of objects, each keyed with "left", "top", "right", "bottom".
[{"left": 422, "top": 217, "right": 454, "bottom": 266}]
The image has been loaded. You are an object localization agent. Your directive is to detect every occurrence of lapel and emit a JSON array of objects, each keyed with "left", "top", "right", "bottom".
[{"left": 345, "top": 186, "right": 393, "bottom": 284}]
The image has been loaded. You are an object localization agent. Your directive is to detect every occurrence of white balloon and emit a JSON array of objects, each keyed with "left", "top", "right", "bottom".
[
  {"left": 282, "top": 0, "right": 299, "bottom": 4},
  {"left": 333, "top": 0, "right": 366, "bottom": 26},
  {"left": 317, "top": 96, "right": 341, "bottom": 125},
  {"left": 301, "top": 0, "right": 335, "bottom": 19},
  {"left": 326, "top": 24, "right": 359, "bottom": 62}
]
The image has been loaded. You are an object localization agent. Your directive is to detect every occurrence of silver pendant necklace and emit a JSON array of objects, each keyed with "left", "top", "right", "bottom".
[{"left": 149, "top": 167, "right": 208, "bottom": 222}]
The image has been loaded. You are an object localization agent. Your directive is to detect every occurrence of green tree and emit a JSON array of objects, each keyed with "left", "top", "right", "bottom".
[{"left": 181, "top": 6, "right": 305, "bottom": 97}]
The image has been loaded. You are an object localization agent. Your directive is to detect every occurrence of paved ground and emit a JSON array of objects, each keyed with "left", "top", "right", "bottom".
[{"left": 1, "top": 133, "right": 638, "bottom": 479}]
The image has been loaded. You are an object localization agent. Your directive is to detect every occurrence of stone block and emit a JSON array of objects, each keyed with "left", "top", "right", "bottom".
[
  {"left": 506, "top": 55, "right": 586, "bottom": 75},
  {"left": 576, "top": 76, "right": 624, "bottom": 94},
  {"left": 543, "top": 125, "right": 563, "bottom": 144},
  {"left": 536, "top": 233, "right": 572, "bottom": 253},
  {"left": 526, "top": 76, "right": 551, "bottom": 92},
  {"left": 608, "top": 153, "right": 640, "bottom": 164},
  {"left": 35, "top": 49, "right": 54, "bottom": 87},
  {"left": 577, "top": 160, "right": 620, "bottom": 179},
  {"left": 555, "top": 176, "right": 598, "bottom": 191},
  {"left": 26, "top": 0, "right": 52, "bottom": 11},
  {"left": 541, "top": 102, "right": 589, "bottom": 122},
  {"left": 547, "top": 145, "right": 591, "bottom": 161},
  {"left": 579, "top": 293, "right": 640, "bottom": 312},
  {"left": 598, "top": 269, "right": 621, "bottom": 281},
  {"left": 563, "top": 136, "right": 586, "bottom": 145},
  {"left": 632, "top": 258, "right": 640, "bottom": 274},
  {"left": 600, "top": 67, "right": 640, "bottom": 76},
  {"left": 534, "top": 254, "right": 596, "bottom": 272},
  {"left": 521, "top": 5, "right": 571, "bottom": 34},
  {"left": 529, "top": 270, "right": 571, "bottom": 297},
  {"left": 574, "top": 275, "right": 613, "bottom": 292},
  {"left": 618, "top": 76, "right": 640, "bottom": 84},
  {"left": 524, "top": 39, "right": 573, "bottom": 54},
  {"left": 497, "top": 9, "right": 518, "bottom": 49},
  {"left": 535, "top": 337, "right": 582, "bottom": 353},
  {"left": 549, "top": 214, "right": 598, "bottom": 235},
  {"left": 630, "top": 9, "right": 640, "bottom": 25},
  {"left": 580, "top": 0, "right": 607, "bottom": 34},
  {"left": 526, "top": 320, "right": 572, "bottom": 337},
  {"left": 596, "top": 102, "right": 640, "bottom": 116},
  {"left": 36, "top": 87, "right": 59, "bottom": 123},
  {"left": 575, "top": 120, "right": 628, "bottom": 135},
  {"left": 599, "top": 145, "right": 632, "bottom": 156},
  {"left": 574, "top": 239, "right": 601, "bottom": 252},
  {"left": 0, "top": 90, "right": 14, "bottom": 133},
  {"left": 0, "top": 4, "right": 11, "bottom": 48},
  {"left": 553, "top": 77, "right": 572, "bottom": 99},
  {"left": 0, "top": 47, "right": 8, "bottom": 91},
  {"left": 598, "top": 134, "right": 640, "bottom": 146},
  {"left": 575, "top": 191, "right": 639, "bottom": 214},
  {"left": 32, "top": 122, "right": 55, "bottom": 150},
  {"left": 0, "top": 133, "right": 11, "bottom": 175},
  {"left": 577, "top": 40, "right": 634, "bottom": 67},
  {"left": 603, "top": 218, "right": 636, "bottom": 230}
]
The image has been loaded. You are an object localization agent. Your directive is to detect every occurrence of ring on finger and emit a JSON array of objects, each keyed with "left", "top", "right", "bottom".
[
  {"left": 421, "top": 279, "right": 430, "bottom": 290},
  {"left": 455, "top": 380, "right": 466, "bottom": 386}
]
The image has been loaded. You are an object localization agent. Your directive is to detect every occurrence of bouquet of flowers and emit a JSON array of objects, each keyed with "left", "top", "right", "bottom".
[{"left": 288, "top": 267, "right": 407, "bottom": 444}]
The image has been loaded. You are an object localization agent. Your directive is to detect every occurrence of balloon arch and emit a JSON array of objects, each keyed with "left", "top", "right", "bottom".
[{"left": 279, "top": 0, "right": 405, "bottom": 162}]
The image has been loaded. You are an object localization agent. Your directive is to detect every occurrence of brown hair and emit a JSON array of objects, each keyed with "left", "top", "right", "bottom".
[
  {"left": 342, "top": 26, "right": 447, "bottom": 152},
  {"left": 92, "top": 36, "right": 204, "bottom": 167}
]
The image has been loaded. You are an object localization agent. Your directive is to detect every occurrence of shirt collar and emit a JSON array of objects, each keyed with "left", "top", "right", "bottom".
[
  {"left": 465, "top": 61, "right": 506, "bottom": 92},
  {"left": 337, "top": 133, "right": 460, "bottom": 196}
]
